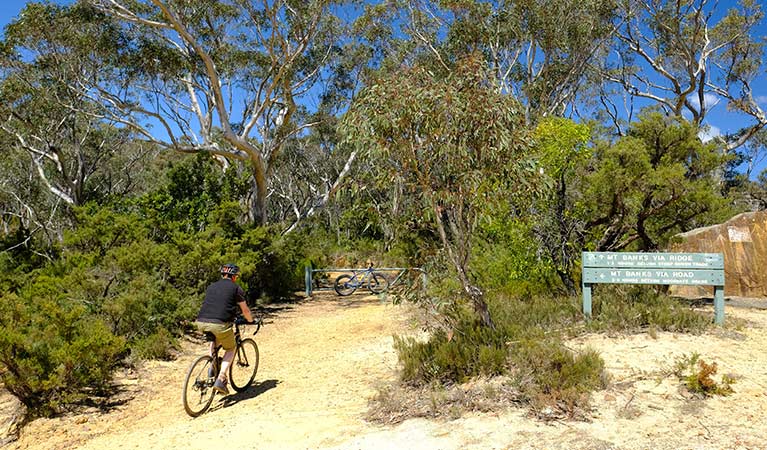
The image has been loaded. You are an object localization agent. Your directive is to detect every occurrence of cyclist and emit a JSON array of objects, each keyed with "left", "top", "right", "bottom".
[{"left": 195, "top": 263, "right": 255, "bottom": 395}]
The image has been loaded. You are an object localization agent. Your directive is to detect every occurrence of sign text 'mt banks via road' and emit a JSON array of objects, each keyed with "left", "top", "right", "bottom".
[{"left": 582, "top": 268, "right": 724, "bottom": 285}]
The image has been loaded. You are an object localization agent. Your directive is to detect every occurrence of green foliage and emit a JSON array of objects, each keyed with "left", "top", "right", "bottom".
[
  {"left": 130, "top": 327, "right": 177, "bottom": 361},
  {"left": 529, "top": 117, "right": 592, "bottom": 292},
  {"left": 0, "top": 229, "right": 55, "bottom": 293},
  {"left": 342, "top": 54, "right": 535, "bottom": 327},
  {"left": 0, "top": 292, "right": 125, "bottom": 416},
  {"left": 394, "top": 324, "right": 508, "bottom": 385},
  {"left": 672, "top": 352, "right": 735, "bottom": 396},
  {"left": 588, "top": 286, "right": 711, "bottom": 333},
  {"left": 511, "top": 340, "right": 607, "bottom": 417},
  {"left": 534, "top": 117, "right": 592, "bottom": 180},
  {"left": 474, "top": 215, "right": 561, "bottom": 297},
  {"left": 582, "top": 112, "right": 737, "bottom": 252},
  {"left": 0, "top": 155, "right": 310, "bottom": 415},
  {"left": 343, "top": 56, "right": 532, "bottom": 212},
  {"left": 132, "top": 154, "right": 249, "bottom": 239}
]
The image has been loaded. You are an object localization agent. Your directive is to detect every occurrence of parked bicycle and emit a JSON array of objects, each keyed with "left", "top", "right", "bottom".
[
  {"left": 182, "top": 316, "right": 262, "bottom": 417},
  {"left": 334, "top": 264, "right": 389, "bottom": 296}
]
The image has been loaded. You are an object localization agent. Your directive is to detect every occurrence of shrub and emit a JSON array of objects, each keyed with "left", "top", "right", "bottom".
[
  {"left": 511, "top": 339, "right": 607, "bottom": 418},
  {"left": 473, "top": 217, "right": 562, "bottom": 297},
  {"left": 239, "top": 227, "right": 306, "bottom": 302},
  {"left": 130, "top": 327, "right": 178, "bottom": 361},
  {"left": 589, "top": 286, "right": 711, "bottom": 333},
  {"left": 394, "top": 328, "right": 507, "bottom": 385},
  {"left": 0, "top": 293, "right": 125, "bottom": 416},
  {"left": 390, "top": 284, "right": 716, "bottom": 421},
  {"left": 672, "top": 352, "right": 735, "bottom": 396}
]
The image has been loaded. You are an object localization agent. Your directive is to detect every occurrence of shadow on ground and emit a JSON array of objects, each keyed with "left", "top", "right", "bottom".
[{"left": 216, "top": 379, "right": 280, "bottom": 411}]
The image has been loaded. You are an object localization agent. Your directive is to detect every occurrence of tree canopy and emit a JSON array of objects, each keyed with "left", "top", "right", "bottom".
[{"left": 342, "top": 54, "right": 535, "bottom": 327}]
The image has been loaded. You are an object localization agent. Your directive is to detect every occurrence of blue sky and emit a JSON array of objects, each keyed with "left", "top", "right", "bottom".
[{"left": 2, "top": 0, "right": 766, "bottom": 175}]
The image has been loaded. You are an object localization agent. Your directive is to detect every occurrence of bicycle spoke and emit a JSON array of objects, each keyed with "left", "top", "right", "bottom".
[
  {"left": 368, "top": 272, "right": 389, "bottom": 294},
  {"left": 230, "top": 339, "right": 259, "bottom": 392},
  {"left": 183, "top": 356, "right": 216, "bottom": 417},
  {"left": 334, "top": 274, "right": 357, "bottom": 296}
]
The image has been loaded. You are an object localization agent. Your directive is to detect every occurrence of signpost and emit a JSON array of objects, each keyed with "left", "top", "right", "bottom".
[{"left": 582, "top": 252, "right": 726, "bottom": 325}]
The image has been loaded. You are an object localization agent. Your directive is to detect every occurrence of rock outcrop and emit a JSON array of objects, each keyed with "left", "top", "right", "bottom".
[{"left": 669, "top": 210, "right": 767, "bottom": 298}]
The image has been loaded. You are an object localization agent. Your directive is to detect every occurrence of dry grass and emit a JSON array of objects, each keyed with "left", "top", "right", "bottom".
[{"left": 366, "top": 376, "right": 522, "bottom": 424}]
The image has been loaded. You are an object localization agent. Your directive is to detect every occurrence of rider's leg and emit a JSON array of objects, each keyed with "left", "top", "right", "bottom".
[{"left": 218, "top": 348, "right": 235, "bottom": 382}]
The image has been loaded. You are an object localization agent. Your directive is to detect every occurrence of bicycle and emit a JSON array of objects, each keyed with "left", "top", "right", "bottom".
[
  {"left": 333, "top": 264, "right": 389, "bottom": 296},
  {"left": 182, "top": 316, "right": 262, "bottom": 417}
]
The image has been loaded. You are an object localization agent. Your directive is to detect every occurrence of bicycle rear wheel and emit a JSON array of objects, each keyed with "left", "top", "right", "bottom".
[
  {"left": 182, "top": 355, "right": 216, "bottom": 417},
  {"left": 368, "top": 272, "right": 389, "bottom": 294},
  {"left": 334, "top": 274, "right": 357, "bottom": 296},
  {"left": 229, "top": 338, "right": 259, "bottom": 392}
]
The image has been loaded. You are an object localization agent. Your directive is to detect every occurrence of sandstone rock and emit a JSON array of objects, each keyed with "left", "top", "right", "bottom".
[
  {"left": 669, "top": 211, "right": 767, "bottom": 298},
  {"left": 0, "top": 388, "right": 26, "bottom": 446}
]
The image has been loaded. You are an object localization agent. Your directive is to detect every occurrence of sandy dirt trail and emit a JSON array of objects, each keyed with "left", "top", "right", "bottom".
[
  {"left": 4, "top": 294, "right": 767, "bottom": 450},
  {"left": 7, "top": 294, "right": 407, "bottom": 450}
]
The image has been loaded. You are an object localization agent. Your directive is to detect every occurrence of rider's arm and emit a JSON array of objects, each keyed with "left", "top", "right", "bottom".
[
  {"left": 234, "top": 287, "right": 254, "bottom": 323},
  {"left": 238, "top": 300, "right": 254, "bottom": 323}
]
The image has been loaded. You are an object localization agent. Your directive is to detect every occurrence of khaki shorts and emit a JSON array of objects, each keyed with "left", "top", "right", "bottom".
[{"left": 195, "top": 321, "right": 235, "bottom": 351}]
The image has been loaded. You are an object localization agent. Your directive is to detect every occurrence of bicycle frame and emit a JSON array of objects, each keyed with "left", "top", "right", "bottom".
[
  {"left": 333, "top": 266, "right": 389, "bottom": 296},
  {"left": 346, "top": 268, "right": 375, "bottom": 287}
]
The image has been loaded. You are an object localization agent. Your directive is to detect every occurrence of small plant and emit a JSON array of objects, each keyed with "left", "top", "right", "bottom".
[
  {"left": 511, "top": 340, "right": 608, "bottom": 419},
  {"left": 589, "top": 286, "right": 711, "bottom": 334},
  {"left": 673, "top": 352, "right": 734, "bottom": 396}
]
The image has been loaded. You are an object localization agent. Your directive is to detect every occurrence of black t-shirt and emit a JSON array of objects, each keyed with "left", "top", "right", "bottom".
[{"left": 197, "top": 278, "right": 246, "bottom": 323}]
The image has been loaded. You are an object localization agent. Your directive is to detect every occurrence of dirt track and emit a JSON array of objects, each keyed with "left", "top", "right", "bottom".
[
  {"left": 4, "top": 294, "right": 767, "bottom": 449},
  {"left": 6, "top": 293, "right": 407, "bottom": 450}
]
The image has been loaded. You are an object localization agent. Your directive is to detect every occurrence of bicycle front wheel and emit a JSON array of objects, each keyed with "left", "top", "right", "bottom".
[
  {"left": 182, "top": 355, "right": 216, "bottom": 417},
  {"left": 229, "top": 338, "right": 259, "bottom": 392},
  {"left": 368, "top": 272, "right": 389, "bottom": 294},
  {"left": 334, "top": 274, "right": 357, "bottom": 296}
]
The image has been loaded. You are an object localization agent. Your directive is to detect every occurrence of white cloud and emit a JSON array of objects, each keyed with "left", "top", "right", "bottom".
[
  {"left": 689, "top": 93, "right": 721, "bottom": 110},
  {"left": 756, "top": 96, "right": 767, "bottom": 106},
  {"left": 699, "top": 125, "right": 721, "bottom": 143}
]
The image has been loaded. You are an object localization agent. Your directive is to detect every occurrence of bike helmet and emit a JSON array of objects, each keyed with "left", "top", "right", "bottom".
[{"left": 220, "top": 263, "right": 240, "bottom": 277}]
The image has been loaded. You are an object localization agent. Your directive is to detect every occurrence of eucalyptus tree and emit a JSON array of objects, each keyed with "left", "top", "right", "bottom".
[
  {"left": 342, "top": 55, "right": 534, "bottom": 328},
  {"left": 0, "top": 3, "right": 157, "bottom": 241},
  {"left": 85, "top": 0, "right": 358, "bottom": 226},
  {"left": 355, "top": 0, "right": 618, "bottom": 121},
  {"left": 598, "top": 0, "right": 765, "bottom": 150},
  {"left": 268, "top": 112, "right": 360, "bottom": 234}
]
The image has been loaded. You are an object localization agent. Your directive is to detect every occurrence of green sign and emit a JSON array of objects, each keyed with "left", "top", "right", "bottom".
[
  {"left": 582, "top": 252, "right": 723, "bottom": 269},
  {"left": 581, "top": 251, "right": 726, "bottom": 325},
  {"left": 582, "top": 268, "right": 724, "bottom": 285}
]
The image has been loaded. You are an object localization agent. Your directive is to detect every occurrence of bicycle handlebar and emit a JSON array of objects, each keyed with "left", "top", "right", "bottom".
[{"left": 234, "top": 315, "right": 263, "bottom": 335}]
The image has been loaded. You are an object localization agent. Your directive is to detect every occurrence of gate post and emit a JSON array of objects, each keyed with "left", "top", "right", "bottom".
[{"left": 305, "top": 265, "right": 313, "bottom": 297}]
